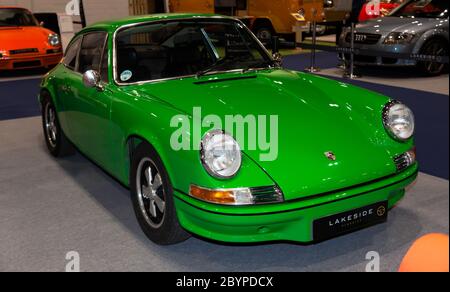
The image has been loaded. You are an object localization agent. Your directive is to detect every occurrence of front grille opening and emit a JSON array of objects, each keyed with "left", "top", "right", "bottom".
[
  {"left": 382, "top": 57, "right": 398, "bottom": 65},
  {"left": 250, "top": 186, "right": 284, "bottom": 204},
  {"left": 394, "top": 150, "right": 416, "bottom": 172},
  {"left": 345, "top": 54, "right": 377, "bottom": 63},
  {"left": 345, "top": 33, "right": 381, "bottom": 45},
  {"left": 13, "top": 60, "right": 41, "bottom": 68},
  {"left": 47, "top": 48, "right": 62, "bottom": 54},
  {"left": 10, "top": 48, "right": 38, "bottom": 55}
]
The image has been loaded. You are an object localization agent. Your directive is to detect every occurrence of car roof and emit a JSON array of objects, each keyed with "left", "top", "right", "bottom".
[
  {"left": 0, "top": 6, "right": 30, "bottom": 10},
  {"left": 80, "top": 13, "right": 235, "bottom": 34}
]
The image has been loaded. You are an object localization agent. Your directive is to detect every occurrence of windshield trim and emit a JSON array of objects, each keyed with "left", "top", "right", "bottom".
[{"left": 112, "top": 17, "right": 274, "bottom": 86}]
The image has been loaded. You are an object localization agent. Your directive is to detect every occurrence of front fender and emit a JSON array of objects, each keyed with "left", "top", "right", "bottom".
[
  {"left": 412, "top": 27, "right": 449, "bottom": 54},
  {"left": 112, "top": 88, "right": 276, "bottom": 194}
]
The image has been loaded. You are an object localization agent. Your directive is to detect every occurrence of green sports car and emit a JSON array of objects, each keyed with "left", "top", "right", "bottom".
[{"left": 39, "top": 14, "right": 418, "bottom": 245}]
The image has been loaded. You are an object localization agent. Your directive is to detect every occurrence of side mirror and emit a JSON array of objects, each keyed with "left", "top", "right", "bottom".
[
  {"left": 272, "top": 52, "right": 283, "bottom": 67},
  {"left": 271, "top": 36, "right": 282, "bottom": 66},
  {"left": 83, "top": 70, "right": 103, "bottom": 90}
]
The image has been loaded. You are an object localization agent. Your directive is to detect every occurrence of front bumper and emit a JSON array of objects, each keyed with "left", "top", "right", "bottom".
[
  {"left": 339, "top": 36, "right": 418, "bottom": 67},
  {"left": 174, "top": 164, "right": 418, "bottom": 243},
  {"left": 339, "top": 52, "right": 417, "bottom": 67},
  {"left": 0, "top": 52, "right": 63, "bottom": 70}
]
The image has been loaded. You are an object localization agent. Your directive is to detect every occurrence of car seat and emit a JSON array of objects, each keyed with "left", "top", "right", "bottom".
[{"left": 117, "top": 47, "right": 151, "bottom": 82}]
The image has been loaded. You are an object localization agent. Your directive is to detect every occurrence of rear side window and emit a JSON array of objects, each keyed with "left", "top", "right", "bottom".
[
  {"left": 77, "top": 32, "right": 108, "bottom": 74},
  {"left": 63, "top": 37, "right": 81, "bottom": 70}
]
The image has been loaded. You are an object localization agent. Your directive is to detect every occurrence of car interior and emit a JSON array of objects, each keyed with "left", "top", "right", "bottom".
[
  {"left": 116, "top": 22, "right": 258, "bottom": 83},
  {"left": 117, "top": 25, "right": 211, "bottom": 82},
  {"left": 78, "top": 33, "right": 107, "bottom": 74}
]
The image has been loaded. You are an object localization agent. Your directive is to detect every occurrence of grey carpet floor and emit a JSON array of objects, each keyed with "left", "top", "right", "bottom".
[{"left": 0, "top": 117, "right": 448, "bottom": 272}]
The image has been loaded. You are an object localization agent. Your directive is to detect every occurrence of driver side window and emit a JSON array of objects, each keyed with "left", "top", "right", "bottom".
[{"left": 77, "top": 32, "right": 108, "bottom": 76}]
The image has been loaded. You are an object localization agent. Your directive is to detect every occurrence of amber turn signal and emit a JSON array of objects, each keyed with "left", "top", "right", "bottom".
[{"left": 189, "top": 185, "right": 253, "bottom": 205}]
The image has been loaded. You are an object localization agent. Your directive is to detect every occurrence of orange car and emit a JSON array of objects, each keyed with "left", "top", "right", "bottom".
[{"left": 0, "top": 7, "right": 63, "bottom": 70}]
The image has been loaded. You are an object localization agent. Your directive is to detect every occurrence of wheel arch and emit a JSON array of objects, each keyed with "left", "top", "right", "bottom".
[
  {"left": 414, "top": 30, "right": 449, "bottom": 54},
  {"left": 39, "top": 83, "right": 62, "bottom": 112},
  {"left": 38, "top": 88, "right": 51, "bottom": 109},
  {"left": 251, "top": 18, "right": 275, "bottom": 33},
  {"left": 124, "top": 133, "right": 175, "bottom": 188}
]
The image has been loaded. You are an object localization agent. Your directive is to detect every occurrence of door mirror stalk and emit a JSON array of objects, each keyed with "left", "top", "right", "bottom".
[{"left": 271, "top": 36, "right": 282, "bottom": 67}]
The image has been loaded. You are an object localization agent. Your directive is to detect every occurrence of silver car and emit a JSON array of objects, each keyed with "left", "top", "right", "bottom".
[{"left": 339, "top": 0, "right": 449, "bottom": 75}]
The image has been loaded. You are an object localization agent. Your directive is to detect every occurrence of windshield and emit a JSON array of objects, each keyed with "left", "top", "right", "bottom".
[
  {"left": 115, "top": 19, "right": 272, "bottom": 84},
  {"left": 390, "top": 0, "right": 449, "bottom": 18},
  {"left": 0, "top": 8, "right": 38, "bottom": 27}
]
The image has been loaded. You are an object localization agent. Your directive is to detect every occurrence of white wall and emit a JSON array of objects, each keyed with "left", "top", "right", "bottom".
[
  {"left": 0, "top": 0, "right": 69, "bottom": 13},
  {"left": 0, "top": 0, "right": 130, "bottom": 25},
  {"left": 83, "top": 0, "right": 129, "bottom": 24}
]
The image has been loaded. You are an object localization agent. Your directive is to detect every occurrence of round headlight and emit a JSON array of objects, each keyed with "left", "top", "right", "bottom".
[
  {"left": 200, "top": 130, "right": 242, "bottom": 179},
  {"left": 48, "top": 34, "right": 60, "bottom": 46},
  {"left": 383, "top": 101, "right": 415, "bottom": 141}
]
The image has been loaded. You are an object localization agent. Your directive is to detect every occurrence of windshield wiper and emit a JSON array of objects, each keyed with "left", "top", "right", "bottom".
[
  {"left": 196, "top": 57, "right": 277, "bottom": 78},
  {"left": 242, "top": 60, "right": 277, "bottom": 73},
  {"left": 196, "top": 57, "right": 241, "bottom": 78}
]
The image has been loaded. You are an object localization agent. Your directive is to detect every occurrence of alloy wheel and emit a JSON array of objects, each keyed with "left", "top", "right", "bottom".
[
  {"left": 44, "top": 103, "right": 58, "bottom": 148},
  {"left": 256, "top": 28, "right": 272, "bottom": 42},
  {"left": 136, "top": 157, "right": 166, "bottom": 229},
  {"left": 424, "top": 42, "right": 447, "bottom": 75}
]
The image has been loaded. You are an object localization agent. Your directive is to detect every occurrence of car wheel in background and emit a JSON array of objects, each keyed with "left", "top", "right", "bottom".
[
  {"left": 418, "top": 39, "right": 449, "bottom": 76},
  {"left": 41, "top": 92, "right": 75, "bottom": 157},
  {"left": 255, "top": 26, "right": 274, "bottom": 45},
  {"left": 130, "top": 142, "right": 190, "bottom": 245}
]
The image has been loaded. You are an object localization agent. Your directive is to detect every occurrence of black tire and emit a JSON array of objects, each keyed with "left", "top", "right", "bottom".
[
  {"left": 41, "top": 92, "right": 75, "bottom": 157},
  {"left": 254, "top": 26, "right": 274, "bottom": 45},
  {"left": 418, "top": 39, "right": 449, "bottom": 76},
  {"left": 130, "top": 142, "right": 190, "bottom": 245}
]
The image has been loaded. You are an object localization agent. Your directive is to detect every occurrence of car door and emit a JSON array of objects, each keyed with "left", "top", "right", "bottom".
[
  {"left": 54, "top": 35, "right": 82, "bottom": 141},
  {"left": 64, "top": 31, "right": 115, "bottom": 172}
]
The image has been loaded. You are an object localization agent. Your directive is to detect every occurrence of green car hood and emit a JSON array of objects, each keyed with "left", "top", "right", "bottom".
[{"left": 129, "top": 69, "right": 403, "bottom": 200}]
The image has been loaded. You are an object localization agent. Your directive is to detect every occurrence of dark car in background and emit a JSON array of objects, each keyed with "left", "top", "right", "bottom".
[{"left": 340, "top": 0, "right": 449, "bottom": 75}]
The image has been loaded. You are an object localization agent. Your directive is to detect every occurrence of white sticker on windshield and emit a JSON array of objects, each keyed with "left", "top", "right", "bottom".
[{"left": 120, "top": 70, "right": 133, "bottom": 82}]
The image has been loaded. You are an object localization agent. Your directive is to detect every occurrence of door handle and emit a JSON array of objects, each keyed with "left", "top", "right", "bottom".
[{"left": 61, "top": 85, "right": 71, "bottom": 93}]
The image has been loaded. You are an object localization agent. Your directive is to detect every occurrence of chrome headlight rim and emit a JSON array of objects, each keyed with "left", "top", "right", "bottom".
[
  {"left": 382, "top": 100, "right": 415, "bottom": 142},
  {"left": 200, "top": 130, "right": 242, "bottom": 180},
  {"left": 0, "top": 49, "right": 8, "bottom": 58},
  {"left": 48, "top": 33, "right": 61, "bottom": 47}
]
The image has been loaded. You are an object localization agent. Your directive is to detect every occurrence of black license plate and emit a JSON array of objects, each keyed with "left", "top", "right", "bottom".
[{"left": 313, "top": 201, "right": 388, "bottom": 242}]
